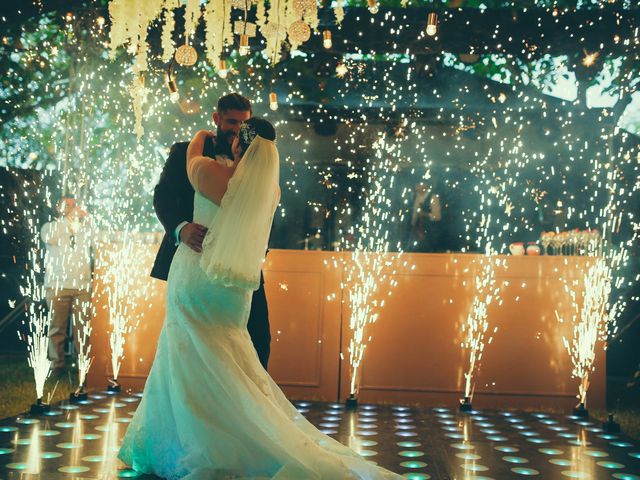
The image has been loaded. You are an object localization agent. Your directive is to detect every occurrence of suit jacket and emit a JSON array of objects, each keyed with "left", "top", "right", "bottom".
[{"left": 151, "top": 137, "right": 220, "bottom": 280}]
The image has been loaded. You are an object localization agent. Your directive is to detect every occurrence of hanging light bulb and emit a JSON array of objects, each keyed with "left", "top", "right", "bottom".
[
  {"left": 218, "top": 59, "right": 228, "bottom": 79},
  {"left": 167, "top": 79, "right": 179, "bottom": 102},
  {"left": 367, "top": 0, "right": 379, "bottom": 14},
  {"left": 165, "top": 67, "right": 179, "bottom": 102},
  {"left": 269, "top": 92, "right": 278, "bottom": 111},
  {"left": 426, "top": 12, "right": 438, "bottom": 36},
  {"left": 323, "top": 30, "right": 332, "bottom": 49},
  {"left": 239, "top": 34, "right": 250, "bottom": 56}
]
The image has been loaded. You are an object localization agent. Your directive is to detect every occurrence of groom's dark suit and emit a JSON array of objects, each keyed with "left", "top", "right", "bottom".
[{"left": 151, "top": 137, "right": 271, "bottom": 369}]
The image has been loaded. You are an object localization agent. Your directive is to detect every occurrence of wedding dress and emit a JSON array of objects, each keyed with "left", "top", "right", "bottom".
[{"left": 117, "top": 188, "right": 404, "bottom": 479}]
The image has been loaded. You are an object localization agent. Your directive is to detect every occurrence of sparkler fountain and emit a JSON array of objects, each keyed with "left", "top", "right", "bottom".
[
  {"left": 15, "top": 180, "right": 54, "bottom": 414},
  {"left": 556, "top": 155, "right": 636, "bottom": 418},
  {"left": 343, "top": 133, "right": 407, "bottom": 409},
  {"left": 70, "top": 301, "right": 94, "bottom": 403},
  {"left": 102, "top": 229, "right": 140, "bottom": 393},
  {"left": 460, "top": 252, "right": 501, "bottom": 412},
  {"left": 25, "top": 305, "right": 53, "bottom": 414}
]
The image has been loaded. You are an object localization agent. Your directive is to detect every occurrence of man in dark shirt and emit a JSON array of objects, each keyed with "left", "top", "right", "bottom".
[{"left": 151, "top": 93, "right": 271, "bottom": 369}]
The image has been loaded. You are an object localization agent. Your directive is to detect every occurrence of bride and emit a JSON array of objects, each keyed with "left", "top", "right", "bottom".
[{"left": 118, "top": 118, "right": 404, "bottom": 480}]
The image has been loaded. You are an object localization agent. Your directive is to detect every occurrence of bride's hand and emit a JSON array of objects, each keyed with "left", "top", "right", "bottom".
[
  {"left": 188, "top": 130, "right": 217, "bottom": 165},
  {"left": 194, "top": 129, "right": 216, "bottom": 139}
]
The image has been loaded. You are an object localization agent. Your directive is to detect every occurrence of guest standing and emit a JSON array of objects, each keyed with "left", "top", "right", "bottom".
[{"left": 40, "top": 197, "right": 92, "bottom": 375}]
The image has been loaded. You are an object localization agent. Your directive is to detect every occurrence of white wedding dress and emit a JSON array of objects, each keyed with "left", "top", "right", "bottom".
[{"left": 118, "top": 191, "right": 404, "bottom": 480}]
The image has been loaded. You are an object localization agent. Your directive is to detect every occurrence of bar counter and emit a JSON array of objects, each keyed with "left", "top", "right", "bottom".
[{"left": 86, "top": 240, "right": 604, "bottom": 410}]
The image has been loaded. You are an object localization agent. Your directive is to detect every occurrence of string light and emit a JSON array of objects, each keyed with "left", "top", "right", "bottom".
[
  {"left": 323, "top": 30, "right": 332, "bottom": 49},
  {"left": 167, "top": 80, "right": 179, "bottom": 103},
  {"left": 239, "top": 34, "right": 250, "bottom": 56},
  {"left": 218, "top": 59, "right": 228, "bottom": 79},
  {"left": 426, "top": 12, "right": 438, "bottom": 36},
  {"left": 269, "top": 91, "right": 278, "bottom": 111}
]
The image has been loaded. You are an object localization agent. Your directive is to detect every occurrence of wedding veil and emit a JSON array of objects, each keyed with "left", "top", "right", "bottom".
[{"left": 199, "top": 135, "right": 280, "bottom": 290}]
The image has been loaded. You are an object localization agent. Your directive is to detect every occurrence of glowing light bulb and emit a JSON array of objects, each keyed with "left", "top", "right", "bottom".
[
  {"left": 336, "top": 63, "right": 348, "bottom": 78},
  {"left": 269, "top": 92, "right": 278, "bottom": 111},
  {"left": 323, "top": 30, "right": 332, "bottom": 49},
  {"left": 218, "top": 59, "right": 228, "bottom": 78},
  {"left": 426, "top": 12, "right": 438, "bottom": 36},
  {"left": 239, "top": 35, "right": 249, "bottom": 56},
  {"left": 167, "top": 77, "right": 179, "bottom": 102}
]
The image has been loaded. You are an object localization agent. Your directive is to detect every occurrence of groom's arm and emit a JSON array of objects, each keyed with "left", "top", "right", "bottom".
[{"left": 154, "top": 144, "right": 188, "bottom": 238}]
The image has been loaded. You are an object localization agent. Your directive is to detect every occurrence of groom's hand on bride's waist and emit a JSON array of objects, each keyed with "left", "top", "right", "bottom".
[{"left": 179, "top": 223, "right": 208, "bottom": 253}]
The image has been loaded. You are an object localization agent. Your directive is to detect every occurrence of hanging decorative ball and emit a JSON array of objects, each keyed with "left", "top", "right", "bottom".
[
  {"left": 288, "top": 20, "right": 311, "bottom": 44},
  {"left": 367, "top": 0, "right": 379, "bottom": 14},
  {"left": 175, "top": 44, "right": 197, "bottom": 66}
]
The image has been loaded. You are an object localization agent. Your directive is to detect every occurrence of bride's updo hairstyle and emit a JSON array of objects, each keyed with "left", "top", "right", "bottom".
[{"left": 238, "top": 117, "right": 276, "bottom": 154}]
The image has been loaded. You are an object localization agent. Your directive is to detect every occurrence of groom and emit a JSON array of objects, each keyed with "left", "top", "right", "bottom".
[{"left": 151, "top": 93, "right": 271, "bottom": 369}]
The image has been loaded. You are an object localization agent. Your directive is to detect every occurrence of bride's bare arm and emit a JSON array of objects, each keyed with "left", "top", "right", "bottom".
[{"left": 186, "top": 130, "right": 234, "bottom": 205}]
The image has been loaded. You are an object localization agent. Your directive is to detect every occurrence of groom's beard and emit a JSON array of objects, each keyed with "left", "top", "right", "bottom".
[{"left": 215, "top": 127, "right": 235, "bottom": 158}]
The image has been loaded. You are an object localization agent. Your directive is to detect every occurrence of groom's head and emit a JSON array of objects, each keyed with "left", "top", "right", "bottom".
[{"left": 213, "top": 93, "right": 252, "bottom": 152}]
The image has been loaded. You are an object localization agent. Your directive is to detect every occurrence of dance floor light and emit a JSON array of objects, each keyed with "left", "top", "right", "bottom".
[
  {"left": 399, "top": 450, "right": 425, "bottom": 458},
  {"left": 511, "top": 467, "right": 540, "bottom": 475},
  {"left": 584, "top": 449, "right": 608, "bottom": 457},
  {"left": 539, "top": 448, "right": 563, "bottom": 455},
  {"left": 397, "top": 441, "right": 421, "bottom": 448},
  {"left": 400, "top": 461, "right": 428, "bottom": 468},
  {"left": 597, "top": 461, "right": 625, "bottom": 469},
  {"left": 0, "top": 394, "right": 638, "bottom": 479},
  {"left": 358, "top": 449, "right": 378, "bottom": 457},
  {"left": 58, "top": 465, "right": 90, "bottom": 473},
  {"left": 495, "top": 446, "right": 519, "bottom": 453},
  {"left": 41, "top": 452, "right": 62, "bottom": 458}
]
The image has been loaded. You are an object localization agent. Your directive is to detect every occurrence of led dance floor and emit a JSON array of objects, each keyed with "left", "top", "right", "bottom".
[{"left": 0, "top": 393, "right": 638, "bottom": 479}]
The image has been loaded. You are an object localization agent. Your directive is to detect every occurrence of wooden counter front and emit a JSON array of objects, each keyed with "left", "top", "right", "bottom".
[{"left": 87, "top": 245, "right": 604, "bottom": 410}]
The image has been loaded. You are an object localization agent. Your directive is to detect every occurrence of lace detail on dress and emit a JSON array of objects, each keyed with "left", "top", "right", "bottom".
[{"left": 203, "top": 261, "right": 260, "bottom": 291}]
